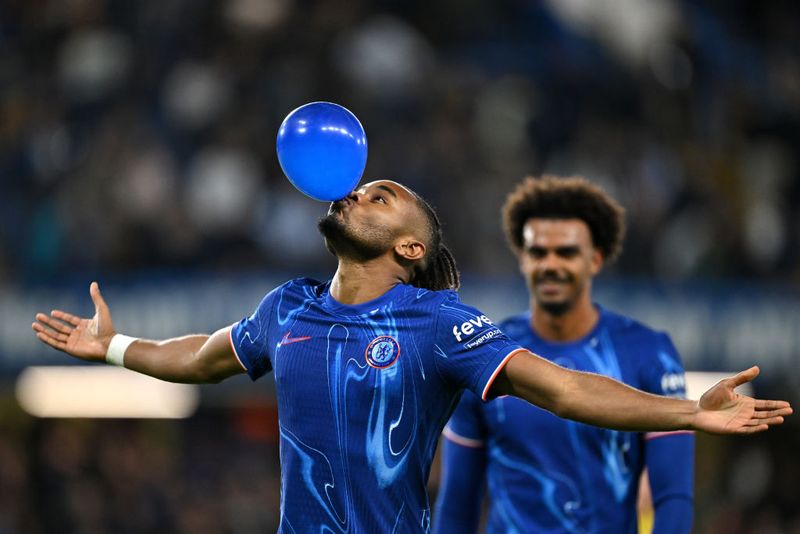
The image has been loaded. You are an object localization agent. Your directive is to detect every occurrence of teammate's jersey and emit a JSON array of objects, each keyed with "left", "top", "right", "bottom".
[
  {"left": 230, "top": 278, "right": 524, "bottom": 533},
  {"left": 444, "top": 307, "right": 689, "bottom": 534}
]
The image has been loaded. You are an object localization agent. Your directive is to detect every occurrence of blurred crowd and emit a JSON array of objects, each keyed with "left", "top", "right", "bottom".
[{"left": 2, "top": 0, "right": 799, "bottom": 285}]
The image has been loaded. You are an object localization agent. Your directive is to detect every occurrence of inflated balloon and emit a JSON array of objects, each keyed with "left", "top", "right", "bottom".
[{"left": 276, "top": 102, "right": 368, "bottom": 201}]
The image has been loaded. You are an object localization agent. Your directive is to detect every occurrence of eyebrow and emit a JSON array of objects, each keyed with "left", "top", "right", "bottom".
[
  {"left": 526, "top": 245, "right": 581, "bottom": 253},
  {"left": 375, "top": 184, "right": 398, "bottom": 198}
]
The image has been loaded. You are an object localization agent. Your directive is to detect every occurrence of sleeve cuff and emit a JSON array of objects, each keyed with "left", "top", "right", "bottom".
[
  {"left": 228, "top": 326, "right": 251, "bottom": 375},
  {"left": 645, "top": 430, "right": 695, "bottom": 440},
  {"left": 480, "top": 348, "right": 527, "bottom": 401},
  {"left": 442, "top": 426, "right": 484, "bottom": 448}
]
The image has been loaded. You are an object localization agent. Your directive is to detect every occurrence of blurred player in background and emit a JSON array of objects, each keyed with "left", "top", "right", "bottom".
[
  {"left": 32, "top": 180, "right": 788, "bottom": 532},
  {"left": 435, "top": 176, "right": 694, "bottom": 533}
]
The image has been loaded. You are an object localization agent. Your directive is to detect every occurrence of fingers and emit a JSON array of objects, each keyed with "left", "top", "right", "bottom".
[
  {"left": 32, "top": 314, "right": 79, "bottom": 354},
  {"left": 730, "top": 366, "right": 760, "bottom": 387},
  {"left": 90, "top": 281, "right": 109, "bottom": 315},
  {"left": 756, "top": 416, "right": 784, "bottom": 426},
  {"left": 51, "top": 310, "right": 81, "bottom": 327},
  {"left": 31, "top": 321, "right": 70, "bottom": 343},
  {"left": 32, "top": 311, "right": 78, "bottom": 352},
  {"left": 35, "top": 313, "right": 74, "bottom": 335},
  {"left": 739, "top": 417, "right": 784, "bottom": 433},
  {"left": 738, "top": 406, "right": 790, "bottom": 433},
  {"left": 753, "top": 405, "right": 793, "bottom": 419},
  {"left": 754, "top": 399, "right": 792, "bottom": 411},
  {"left": 33, "top": 329, "right": 68, "bottom": 352}
]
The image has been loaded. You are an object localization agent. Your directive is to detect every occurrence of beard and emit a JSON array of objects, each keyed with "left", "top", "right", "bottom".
[
  {"left": 317, "top": 211, "right": 394, "bottom": 261},
  {"left": 538, "top": 299, "right": 573, "bottom": 316}
]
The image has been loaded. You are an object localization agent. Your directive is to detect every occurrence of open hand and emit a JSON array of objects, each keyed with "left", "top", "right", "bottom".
[
  {"left": 31, "top": 282, "right": 116, "bottom": 362},
  {"left": 694, "top": 366, "right": 792, "bottom": 434}
]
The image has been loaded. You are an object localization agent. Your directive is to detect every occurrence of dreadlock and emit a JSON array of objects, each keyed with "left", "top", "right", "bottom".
[{"left": 409, "top": 194, "right": 460, "bottom": 291}]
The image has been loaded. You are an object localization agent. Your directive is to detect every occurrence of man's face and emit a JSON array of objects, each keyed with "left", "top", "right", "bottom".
[
  {"left": 519, "top": 218, "right": 602, "bottom": 316},
  {"left": 317, "top": 180, "right": 421, "bottom": 260}
]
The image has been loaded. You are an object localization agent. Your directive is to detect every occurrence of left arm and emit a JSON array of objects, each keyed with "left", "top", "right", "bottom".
[{"left": 488, "top": 351, "right": 791, "bottom": 434}]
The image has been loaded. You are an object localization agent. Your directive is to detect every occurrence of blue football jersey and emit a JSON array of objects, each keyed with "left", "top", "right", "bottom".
[
  {"left": 230, "top": 278, "right": 524, "bottom": 533},
  {"left": 443, "top": 307, "right": 690, "bottom": 534}
]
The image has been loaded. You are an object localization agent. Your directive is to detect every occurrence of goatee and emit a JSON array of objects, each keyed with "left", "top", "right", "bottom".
[
  {"left": 539, "top": 300, "right": 573, "bottom": 316},
  {"left": 317, "top": 213, "right": 388, "bottom": 261}
]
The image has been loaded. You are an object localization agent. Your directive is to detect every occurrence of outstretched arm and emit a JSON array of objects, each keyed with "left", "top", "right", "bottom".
[
  {"left": 489, "top": 351, "right": 792, "bottom": 435},
  {"left": 32, "top": 282, "right": 245, "bottom": 384}
]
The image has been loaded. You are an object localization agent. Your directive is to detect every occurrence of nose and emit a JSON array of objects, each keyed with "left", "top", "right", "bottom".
[
  {"left": 346, "top": 191, "right": 361, "bottom": 203},
  {"left": 536, "top": 251, "right": 561, "bottom": 272}
]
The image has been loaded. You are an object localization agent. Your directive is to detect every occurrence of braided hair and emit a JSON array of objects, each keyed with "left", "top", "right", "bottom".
[{"left": 409, "top": 194, "right": 460, "bottom": 291}]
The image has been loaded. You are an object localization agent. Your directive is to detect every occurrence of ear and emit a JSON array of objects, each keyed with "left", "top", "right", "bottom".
[
  {"left": 590, "top": 248, "right": 603, "bottom": 275},
  {"left": 394, "top": 237, "right": 427, "bottom": 262}
]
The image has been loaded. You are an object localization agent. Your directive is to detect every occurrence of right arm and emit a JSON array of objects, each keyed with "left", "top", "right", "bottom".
[{"left": 32, "top": 282, "right": 245, "bottom": 384}]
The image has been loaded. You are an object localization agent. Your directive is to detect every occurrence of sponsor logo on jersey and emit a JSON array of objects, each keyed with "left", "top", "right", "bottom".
[
  {"left": 451, "top": 315, "right": 494, "bottom": 342},
  {"left": 365, "top": 335, "right": 400, "bottom": 369},
  {"left": 463, "top": 329, "right": 502, "bottom": 349}
]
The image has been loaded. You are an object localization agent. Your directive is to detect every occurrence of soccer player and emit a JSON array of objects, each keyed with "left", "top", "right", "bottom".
[
  {"left": 434, "top": 176, "right": 694, "bottom": 534},
  {"left": 32, "top": 180, "right": 790, "bottom": 533}
]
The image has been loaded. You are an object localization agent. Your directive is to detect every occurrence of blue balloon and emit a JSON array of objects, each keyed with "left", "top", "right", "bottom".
[{"left": 276, "top": 102, "right": 368, "bottom": 201}]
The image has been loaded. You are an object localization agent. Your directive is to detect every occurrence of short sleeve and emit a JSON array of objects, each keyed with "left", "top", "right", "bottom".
[
  {"left": 230, "top": 288, "right": 279, "bottom": 381},
  {"left": 640, "top": 333, "right": 688, "bottom": 398},
  {"left": 433, "top": 293, "right": 524, "bottom": 400},
  {"left": 443, "top": 391, "right": 487, "bottom": 447}
]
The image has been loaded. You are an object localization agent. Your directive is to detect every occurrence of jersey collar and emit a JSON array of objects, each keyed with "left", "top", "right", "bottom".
[
  {"left": 526, "top": 304, "right": 608, "bottom": 349},
  {"left": 322, "top": 282, "right": 408, "bottom": 315}
]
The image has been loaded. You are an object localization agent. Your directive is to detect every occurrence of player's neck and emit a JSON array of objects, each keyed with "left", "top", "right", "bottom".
[
  {"left": 530, "top": 295, "right": 599, "bottom": 343},
  {"left": 330, "top": 258, "right": 407, "bottom": 305}
]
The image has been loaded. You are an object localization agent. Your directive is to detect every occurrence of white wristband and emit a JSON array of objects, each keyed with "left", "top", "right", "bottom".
[{"left": 105, "top": 334, "right": 137, "bottom": 367}]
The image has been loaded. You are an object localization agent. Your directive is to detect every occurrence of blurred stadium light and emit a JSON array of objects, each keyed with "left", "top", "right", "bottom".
[{"left": 16, "top": 366, "right": 199, "bottom": 418}]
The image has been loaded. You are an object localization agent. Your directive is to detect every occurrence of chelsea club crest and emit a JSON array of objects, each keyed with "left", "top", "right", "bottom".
[{"left": 365, "top": 335, "right": 400, "bottom": 369}]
